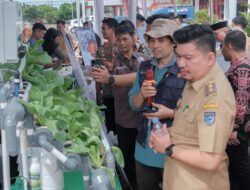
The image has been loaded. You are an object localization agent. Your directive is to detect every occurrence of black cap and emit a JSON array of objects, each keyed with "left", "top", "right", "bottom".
[
  {"left": 210, "top": 21, "right": 228, "bottom": 31},
  {"left": 32, "top": 23, "right": 47, "bottom": 32}
]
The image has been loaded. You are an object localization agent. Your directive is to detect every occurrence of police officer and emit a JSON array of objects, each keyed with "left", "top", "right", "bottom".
[{"left": 150, "top": 24, "right": 236, "bottom": 190}]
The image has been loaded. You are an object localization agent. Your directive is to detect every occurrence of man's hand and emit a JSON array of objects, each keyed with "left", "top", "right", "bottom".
[
  {"left": 149, "top": 124, "right": 171, "bottom": 154},
  {"left": 90, "top": 66, "right": 109, "bottom": 84},
  {"left": 143, "top": 103, "right": 174, "bottom": 120},
  {"left": 141, "top": 80, "right": 157, "bottom": 98},
  {"left": 101, "top": 54, "right": 115, "bottom": 71},
  {"left": 228, "top": 131, "right": 240, "bottom": 145}
]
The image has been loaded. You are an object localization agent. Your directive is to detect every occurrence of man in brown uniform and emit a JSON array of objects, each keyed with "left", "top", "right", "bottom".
[{"left": 149, "top": 24, "right": 236, "bottom": 190}]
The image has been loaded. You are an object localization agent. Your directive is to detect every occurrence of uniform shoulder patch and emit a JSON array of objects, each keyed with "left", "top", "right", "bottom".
[
  {"left": 204, "top": 112, "right": 216, "bottom": 126},
  {"left": 205, "top": 80, "right": 217, "bottom": 96}
]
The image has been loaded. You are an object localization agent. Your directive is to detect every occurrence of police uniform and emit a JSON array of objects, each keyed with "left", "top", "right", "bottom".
[{"left": 163, "top": 63, "right": 236, "bottom": 190}]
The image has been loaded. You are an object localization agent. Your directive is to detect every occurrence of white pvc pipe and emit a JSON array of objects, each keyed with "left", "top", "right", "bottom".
[
  {"left": 51, "top": 148, "right": 67, "bottom": 164},
  {"left": 2, "top": 130, "right": 10, "bottom": 190},
  {"left": 19, "top": 128, "right": 28, "bottom": 190}
]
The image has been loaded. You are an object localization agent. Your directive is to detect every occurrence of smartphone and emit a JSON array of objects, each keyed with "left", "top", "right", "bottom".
[
  {"left": 141, "top": 107, "right": 158, "bottom": 113},
  {"left": 91, "top": 58, "right": 102, "bottom": 68}
]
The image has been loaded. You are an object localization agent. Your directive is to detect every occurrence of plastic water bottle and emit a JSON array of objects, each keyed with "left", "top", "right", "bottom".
[
  {"left": 29, "top": 157, "right": 41, "bottom": 190},
  {"left": 40, "top": 152, "right": 64, "bottom": 190},
  {"left": 82, "top": 156, "right": 90, "bottom": 189},
  {"left": 151, "top": 117, "right": 166, "bottom": 153},
  {"left": 152, "top": 117, "right": 165, "bottom": 136}
]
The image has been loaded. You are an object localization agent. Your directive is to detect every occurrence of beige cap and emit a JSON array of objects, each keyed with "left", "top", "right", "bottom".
[{"left": 144, "top": 18, "right": 179, "bottom": 42}]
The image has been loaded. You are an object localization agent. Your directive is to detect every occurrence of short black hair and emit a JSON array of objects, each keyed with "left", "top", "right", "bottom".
[
  {"left": 118, "top": 19, "right": 135, "bottom": 30},
  {"left": 56, "top": 19, "right": 66, "bottom": 25},
  {"left": 224, "top": 30, "right": 246, "bottom": 52},
  {"left": 174, "top": 15, "right": 183, "bottom": 23},
  {"left": 210, "top": 21, "right": 228, "bottom": 31},
  {"left": 173, "top": 24, "right": 216, "bottom": 54},
  {"left": 146, "top": 14, "right": 171, "bottom": 25},
  {"left": 32, "top": 23, "right": 47, "bottom": 32},
  {"left": 232, "top": 15, "right": 248, "bottom": 29},
  {"left": 102, "top": 18, "right": 118, "bottom": 30},
  {"left": 136, "top": 13, "right": 145, "bottom": 22},
  {"left": 115, "top": 25, "right": 135, "bottom": 37}
]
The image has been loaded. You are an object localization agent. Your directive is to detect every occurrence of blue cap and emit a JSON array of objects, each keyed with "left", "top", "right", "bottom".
[{"left": 151, "top": 117, "right": 159, "bottom": 124}]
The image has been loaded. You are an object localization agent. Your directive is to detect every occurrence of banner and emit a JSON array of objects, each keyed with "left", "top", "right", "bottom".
[
  {"left": 63, "top": 31, "right": 96, "bottom": 101},
  {"left": 74, "top": 27, "right": 98, "bottom": 66}
]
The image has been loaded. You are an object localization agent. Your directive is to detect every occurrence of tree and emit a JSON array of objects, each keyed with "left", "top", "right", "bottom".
[
  {"left": 239, "top": 13, "right": 250, "bottom": 37},
  {"left": 23, "top": 5, "right": 38, "bottom": 23},
  {"left": 22, "top": 4, "right": 59, "bottom": 24},
  {"left": 37, "top": 5, "right": 58, "bottom": 23},
  {"left": 59, "top": 3, "right": 73, "bottom": 20}
]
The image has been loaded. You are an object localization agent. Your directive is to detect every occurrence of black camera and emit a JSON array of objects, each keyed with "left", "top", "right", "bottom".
[{"left": 91, "top": 58, "right": 102, "bottom": 68}]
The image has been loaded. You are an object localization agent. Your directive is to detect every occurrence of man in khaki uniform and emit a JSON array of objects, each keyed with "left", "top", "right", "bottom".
[{"left": 149, "top": 24, "right": 236, "bottom": 190}]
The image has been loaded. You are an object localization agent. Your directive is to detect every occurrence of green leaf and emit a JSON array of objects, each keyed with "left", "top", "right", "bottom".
[
  {"left": 89, "top": 145, "right": 102, "bottom": 168},
  {"left": 53, "top": 105, "right": 70, "bottom": 115},
  {"left": 55, "top": 130, "right": 68, "bottom": 142},
  {"left": 86, "top": 136, "right": 101, "bottom": 147},
  {"left": 31, "top": 39, "right": 44, "bottom": 51},
  {"left": 63, "top": 77, "right": 75, "bottom": 90},
  {"left": 90, "top": 108, "right": 101, "bottom": 134},
  {"left": 44, "top": 120, "right": 58, "bottom": 135},
  {"left": 19, "top": 100, "right": 37, "bottom": 115},
  {"left": 65, "top": 138, "right": 89, "bottom": 155},
  {"left": 30, "top": 86, "right": 50, "bottom": 101},
  {"left": 111, "top": 146, "right": 124, "bottom": 168},
  {"left": 0, "top": 63, "right": 19, "bottom": 81},
  {"left": 43, "top": 95, "right": 54, "bottom": 108}
]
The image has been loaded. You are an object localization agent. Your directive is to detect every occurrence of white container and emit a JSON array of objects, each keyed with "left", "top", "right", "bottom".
[
  {"left": 41, "top": 151, "right": 64, "bottom": 190},
  {"left": 29, "top": 157, "right": 41, "bottom": 190}
]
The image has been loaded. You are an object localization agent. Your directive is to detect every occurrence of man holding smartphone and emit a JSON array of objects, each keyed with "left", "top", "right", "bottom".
[
  {"left": 91, "top": 24, "right": 149, "bottom": 189},
  {"left": 128, "top": 18, "right": 185, "bottom": 190}
]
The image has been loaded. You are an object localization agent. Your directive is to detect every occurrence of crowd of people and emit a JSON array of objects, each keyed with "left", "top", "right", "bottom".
[{"left": 19, "top": 13, "right": 249, "bottom": 190}]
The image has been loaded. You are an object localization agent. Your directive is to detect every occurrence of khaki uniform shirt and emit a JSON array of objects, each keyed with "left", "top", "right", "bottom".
[{"left": 164, "top": 64, "right": 236, "bottom": 190}]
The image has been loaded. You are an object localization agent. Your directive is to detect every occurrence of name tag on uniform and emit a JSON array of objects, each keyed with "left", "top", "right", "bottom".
[{"left": 204, "top": 112, "right": 216, "bottom": 126}]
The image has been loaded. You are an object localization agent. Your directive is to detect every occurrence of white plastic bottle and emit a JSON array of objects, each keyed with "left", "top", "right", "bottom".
[
  {"left": 152, "top": 117, "right": 165, "bottom": 136},
  {"left": 151, "top": 117, "right": 166, "bottom": 153},
  {"left": 40, "top": 152, "right": 64, "bottom": 190},
  {"left": 29, "top": 157, "right": 41, "bottom": 190}
]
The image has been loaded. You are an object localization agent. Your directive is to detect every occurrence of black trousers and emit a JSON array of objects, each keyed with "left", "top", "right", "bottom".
[
  {"left": 136, "top": 161, "right": 163, "bottom": 190},
  {"left": 116, "top": 124, "right": 137, "bottom": 190},
  {"left": 103, "top": 97, "right": 116, "bottom": 134},
  {"left": 226, "top": 140, "right": 250, "bottom": 190}
]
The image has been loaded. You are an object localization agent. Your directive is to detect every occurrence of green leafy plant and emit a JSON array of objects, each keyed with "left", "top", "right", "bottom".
[
  {"left": 2, "top": 40, "right": 124, "bottom": 188},
  {"left": 191, "top": 9, "right": 219, "bottom": 25},
  {"left": 239, "top": 13, "right": 250, "bottom": 37}
]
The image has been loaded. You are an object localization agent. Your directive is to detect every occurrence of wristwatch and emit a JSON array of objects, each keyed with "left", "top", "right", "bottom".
[
  {"left": 165, "top": 144, "right": 175, "bottom": 157},
  {"left": 108, "top": 74, "right": 115, "bottom": 85}
]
